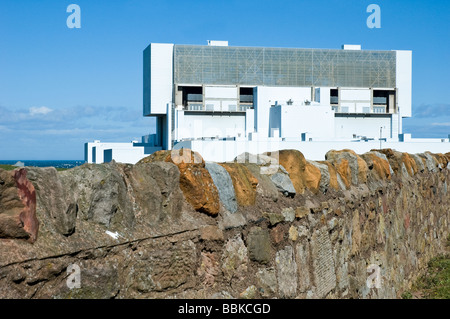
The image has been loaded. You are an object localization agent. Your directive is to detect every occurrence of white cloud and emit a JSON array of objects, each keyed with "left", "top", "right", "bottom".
[
  {"left": 29, "top": 106, "right": 53, "bottom": 116},
  {"left": 431, "top": 122, "right": 450, "bottom": 127}
]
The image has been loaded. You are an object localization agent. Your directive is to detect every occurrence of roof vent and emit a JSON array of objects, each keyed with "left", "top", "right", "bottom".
[
  {"left": 207, "top": 40, "right": 229, "bottom": 46},
  {"left": 342, "top": 44, "right": 361, "bottom": 50}
]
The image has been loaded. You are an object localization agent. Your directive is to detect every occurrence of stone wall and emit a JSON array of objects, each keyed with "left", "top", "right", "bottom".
[{"left": 0, "top": 149, "right": 448, "bottom": 299}]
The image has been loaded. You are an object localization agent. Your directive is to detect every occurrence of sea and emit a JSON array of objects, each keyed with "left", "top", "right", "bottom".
[{"left": 0, "top": 160, "right": 85, "bottom": 169}]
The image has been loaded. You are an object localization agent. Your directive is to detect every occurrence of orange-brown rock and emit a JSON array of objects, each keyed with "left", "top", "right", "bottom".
[
  {"left": 335, "top": 158, "right": 351, "bottom": 189},
  {"left": 0, "top": 168, "right": 39, "bottom": 242},
  {"left": 361, "top": 152, "right": 392, "bottom": 180},
  {"left": 138, "top": 149, "right": 204, "bottom": 167},
  {"left": 138, "top": 149, "right": 219, "bottom": 216},
  {"left": 304, "top": 161, "right": 321, "bottom": 194},
  {"left": 402, "top": 153, "right": 418, "bottom": 176},
  {"left": 265, "top": 150, "right": 307, "bottom": 194},
  {"left": 325, "top": 149, "right": 368, "bottom": 187},
  {"left": 427, "top": 152, "right": 449, "bottom": 168},
  {"left": 373, "top": 149, "right": 418, "bottom": 176},
  {"left": 219, "top": 163, "right": 258, "bottom": 206},
  {"left": 318, "top": 161, "right": 340, "bottom": 190}
]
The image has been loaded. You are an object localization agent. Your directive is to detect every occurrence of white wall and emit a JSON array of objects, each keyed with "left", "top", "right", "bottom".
[
  {"left": 340, "top": 89, "right": 371, "bottom": 113},
  {"left": 174, "top": 139, "right": 450, "bottom": 162},
  {"left": 340, "top": 89, "right": 371, "bottom": 101},
  {"left": 104, "top": 148, "right": 146, "bottom": 164},
  {"left": 176, "top": 112, "right": 246, "bottom": 140},
  {"left": 255, "top": 86, "right": 312, "bottom": 137},
  {"left": 318, "top": 87, "right": 331, "bottom": 105},
  {"left": 279, "top": 105, "right": 335, "bottom": 139},
  {"left": 335, "top": 116, "right": 392, "bottom": 139},
  {"left": 144, "top": 43, "right": 174, "bottom": 115},
  {"left": 86, "top": 142, "right": 140, "bottom": 164},
  {"left": 204, "top": 86, "right": 237, "bottom": 99},
  {"left": 395, "top": 50, "right": 412, "bottom": 118},
  {"left": 246, "top": 108, "right": 255, "bottom": 136}
]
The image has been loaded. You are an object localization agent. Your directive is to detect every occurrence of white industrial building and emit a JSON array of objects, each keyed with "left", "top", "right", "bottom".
[{"left": 85, "top": 41, "right": 449, "bottom": 163}]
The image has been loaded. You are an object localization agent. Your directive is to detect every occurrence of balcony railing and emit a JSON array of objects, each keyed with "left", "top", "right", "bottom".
[
  {"left": 185, "top": 103, "right": 251, "bottom": 112},
  {"left": 332, "top": 105, "right": 387, "bottom": 114}
]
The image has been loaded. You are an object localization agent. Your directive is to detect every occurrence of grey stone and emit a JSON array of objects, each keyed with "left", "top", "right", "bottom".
[
  {"left": 336, "top": 172, "right": 347, "bottom": 190},
  {"left": 270, "top": 172, "right": 296, "bottom": 197},
  {"left": 278, "top": 164, "right": 289, "bottom": 175},
  {"left": 59, "top": 162, "right": 135, "bottom": 229},
  {"left": 244, "top": 164, "right": 279, "bottom": 202},
  {"left": 311, "top": 227, "right": 337, "bottom": 298},
  {"left": 275, "top": 246, "right": 298, "bottom": 298},
  {"left": 328, "top": 217, "right": 338, "bottom": 231},
  {"left": 234, "top": 152, "right": 276, "bottom": 166},
  {"left": 120, "top": 161, "right": 182, "bottom": 226},
  {"left": 401, "top": 162, "right": 410, "bottom": 178},
  {"left": 281, "top": 207, "right": 295, "bottom": 222},
  {"left": 419, "top": 153, "right": 438, "bottom": 172},
  {"left": 247, "top": 227, "right": 272, "bottom": 264},
  {"left": 211, "top": 291, "right": 234, "bottom": 299},
  {"left": 26, "top": 167, "right": 77, "bottom": 236},
  {"left": 256, "top": 267, "right": 277, "bottom": 297},
  {"left": 410, "top": 153, "right": 425, "bottom": 172},
  {"left": 308, "top": 161, "right": 330, "bottom": 194},
  {"left": 260, "top": 164, "right": 280, "bottom": 175},
  {"left": 240, "top": 285, "right": 257, "bottom": 299},
  {"left": 205, "top": 162, "right": 238, "bottom": 213},
  {"left": 296, "top": 241, "right": 311, "bottom": 292},
  {"left": 263, "top": 211, "right": 284, "bottom": 226},
  {"left": 297, "top": 225, "right": 310, "bottom": 239},
  {"left": 219, "top": 210, "right": 247, "bottom": 230},
  {"left": 221, "top": 235, "right": 248, "bottom": 282}
]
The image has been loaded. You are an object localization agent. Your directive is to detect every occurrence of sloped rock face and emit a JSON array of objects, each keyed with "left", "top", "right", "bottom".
[
  {"left": 0, "top": 148, "right": 449, "bottom": 299},
  {"left": 325, "top": 149, "right": 368, "bottom": 187},
  {"left": 205, "top": 162, "right": 237, "bottom": 213},
  {"left": 265, "top": 149, "right": 323, "bottom": 194},
  {"left": 0, "top": 169, "right": 38, "bottom": 242},
  {"left": 317, "top": 161, "right": 341, "bottom": 191},
  {"left": 26, "top": 167, "right": 77, "bottom": 236},
  {"left": 374, "top": 149, "right": 419, "bottom": 177},
  {"left": 360, "top": 152, "right": 392, "bottom": 181},
  {"left": 121, "top": 161, "right": 184, "bottom": 225},
  {"left": 427, "top": 152, "right": 449, "bottom": 169},
  {"left": 266, "top": 150, "right": 307, "bottom": 194},
  {"left": 270, "top": 172, "right": 296, "bottom": 197},
  {"left": 139, "top": 149, "right": 220, "bottom": 216},
  {"left": 219, "top": 163, "right": 258, "bottom": 207},
  {"left": 244, "top": 164, "right": 279, "bottom": 202}
]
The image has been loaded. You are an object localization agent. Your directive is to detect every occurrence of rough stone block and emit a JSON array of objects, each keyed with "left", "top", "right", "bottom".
[
  {"left": 247, "top": 226, "right": 271, "bottom": 264},
  {"left": 275, "top": 246, "right": 298, "bottom": 298},
  {"left": 311, "top": 227, "right": 337, "bottom": 298}
]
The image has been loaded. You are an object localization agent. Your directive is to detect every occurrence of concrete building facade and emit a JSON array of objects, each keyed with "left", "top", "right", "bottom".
[{"left": 85, "top": 41, "right": 449, "bottom": 163}]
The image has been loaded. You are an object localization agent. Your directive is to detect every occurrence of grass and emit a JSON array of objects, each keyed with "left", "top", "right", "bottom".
[
  {"left": 413, "top": 255, "right": 450, "bottom": 299},
  {"left": 402, "top": 235, "right": 450, "bottom": 299},
  {"left": 0, "top": 164, "right": 68, "bottom": 171},
  {"left": 0, "top": 164, "right": 16, "bottom": 171}
]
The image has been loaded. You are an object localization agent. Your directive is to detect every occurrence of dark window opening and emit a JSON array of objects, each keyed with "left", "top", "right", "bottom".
[
  {"left": 373, "top": 89, "right": 396, "bottom": 113},
  {"left": 180, "top": 86, "right": 203, "bottom": 110},
  {"left": 330, "top": 89, "right": 339, "bottom": 105},
  {"left": 239, "top": 87, "right": 254, "bottom": 109}
]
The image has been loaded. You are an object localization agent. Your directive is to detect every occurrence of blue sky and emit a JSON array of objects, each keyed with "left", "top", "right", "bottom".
[{"left": 0, "top": 0, "right": 449, "bottom": 160}]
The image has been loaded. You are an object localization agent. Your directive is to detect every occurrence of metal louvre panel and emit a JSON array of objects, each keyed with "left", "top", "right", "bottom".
[{"left": 174, "top": 45, "right": 396, "bottom": 88}]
